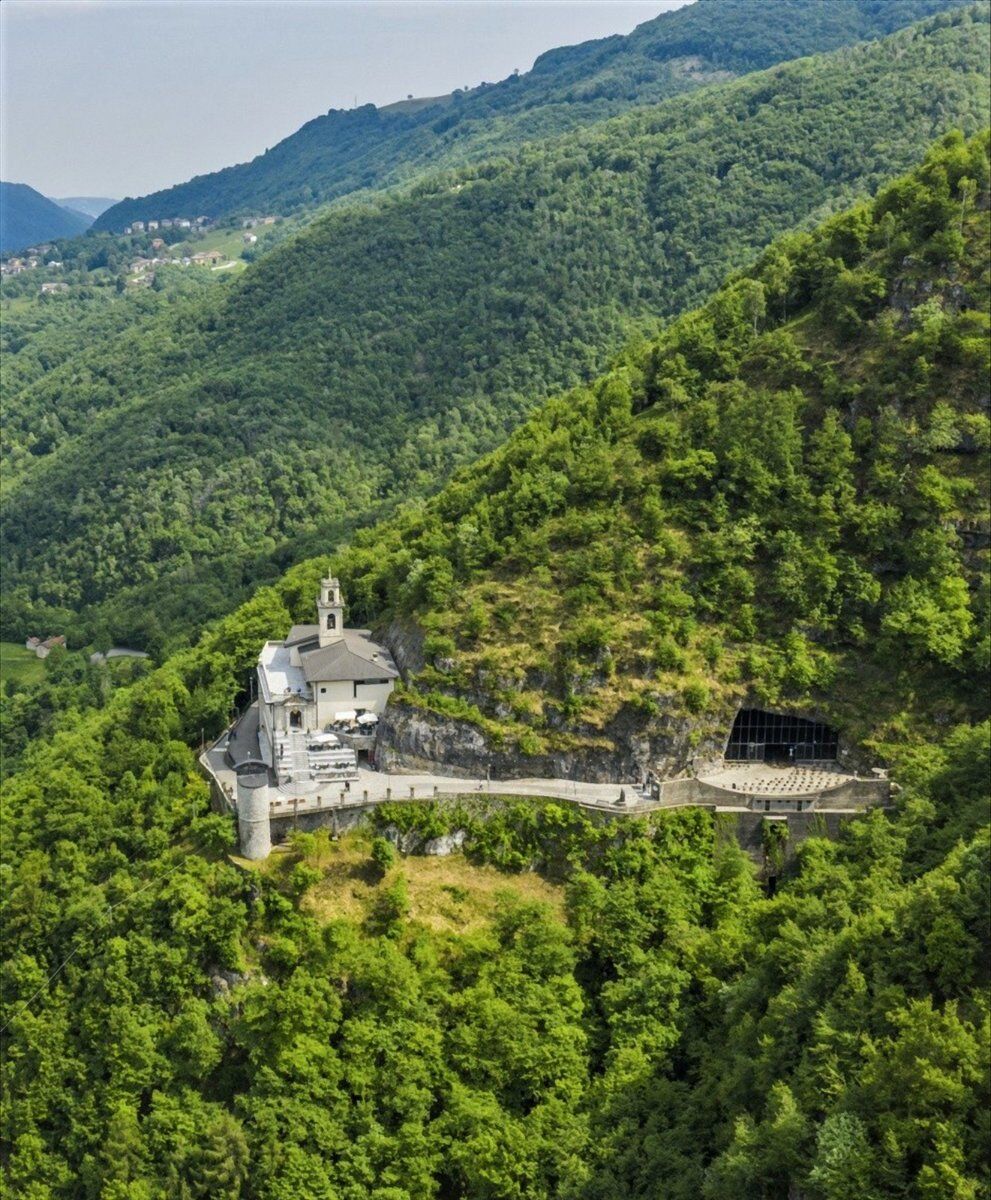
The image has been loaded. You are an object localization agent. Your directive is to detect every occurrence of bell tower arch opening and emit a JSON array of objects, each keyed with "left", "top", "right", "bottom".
[
  {"left": 726, "top": 708, "right": 838, "bottom": 764},
  {"left": 317, "top": 575, "right": 345, "bottom": 647}
]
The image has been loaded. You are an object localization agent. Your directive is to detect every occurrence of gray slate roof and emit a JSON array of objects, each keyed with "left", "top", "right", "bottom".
[
  {"left": 297, "top": 628, "right": 399, "bottom": 683},
  {"left": 285, "top": 624, "right": 319, "bottom": 647}
]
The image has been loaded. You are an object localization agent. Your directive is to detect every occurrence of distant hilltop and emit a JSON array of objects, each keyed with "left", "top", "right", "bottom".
[
  {"left": 52, "top": 196, "right": 118, "bottom": 220},
  {"left": 0, "top": 182, "right": 90, "bottom": 253},
  {"left": 93, "top": 0, "right": 973, "bottom": 231}
]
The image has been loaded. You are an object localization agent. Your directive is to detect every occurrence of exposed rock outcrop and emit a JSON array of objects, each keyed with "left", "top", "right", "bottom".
[
  {"left": 376, "top": 699, "right": 727, "bottom": 783},
  {"left": 381, "top": 618, "right": 427, "bottom": 676},
  {"left": 423, "top": 830, "right": 467, "bottom": 856},
  {"left": 378, "top": 823, "right": 466, "bottom": 856}
]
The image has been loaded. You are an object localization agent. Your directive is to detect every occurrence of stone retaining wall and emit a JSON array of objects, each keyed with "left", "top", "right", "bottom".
[{"left": 728, "top": 809, "right": 853, "bottom": 867}]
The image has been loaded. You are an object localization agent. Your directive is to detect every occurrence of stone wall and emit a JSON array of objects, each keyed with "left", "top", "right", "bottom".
[
  {"left": 270, "top": 802, "right": 379, "bottom": 843},
  {"left": 199, "top": 759, "right": 234, "bottom": 814},
  {"left": 267, "top": 793, "right": 871, "bottom": 868},
  {"left": 728, "top": 809, "right": 853, "bottom": 868},
  {"left": 815, "top": 778, "right": 890, "bottom": 809}
]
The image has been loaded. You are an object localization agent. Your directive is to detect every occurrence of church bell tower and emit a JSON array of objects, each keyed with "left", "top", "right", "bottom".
[{"left": 317, "top": 576, "right": 345, "bottom": 646}]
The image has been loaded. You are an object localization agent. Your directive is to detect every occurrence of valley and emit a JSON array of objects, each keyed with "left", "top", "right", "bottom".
[{"left": 3, "top": 4, "right": 989, "bottom": 656}]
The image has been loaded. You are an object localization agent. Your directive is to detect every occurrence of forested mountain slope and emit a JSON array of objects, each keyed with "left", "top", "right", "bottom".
[
  {"left": 4, "top": 6, "right": 989, "bottom": 653},
  {"left": 94, "top": 0, "right": 969, "bottom": 229},
  {"left": 1, "top": 136, "right": 988, "bottom": 1200},
  {"left": 334, "top": 132, "right": 990, "bottom": 770},
  {"left": 0, "top": 183, "right": 90, "bottom": 252}
]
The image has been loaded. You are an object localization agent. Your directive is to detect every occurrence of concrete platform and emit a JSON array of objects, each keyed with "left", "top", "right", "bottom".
[{"left": 698, "top": 762, "right": 853, "bottom": 796}]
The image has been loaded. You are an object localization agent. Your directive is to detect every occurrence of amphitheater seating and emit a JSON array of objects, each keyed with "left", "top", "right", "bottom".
[{"left": 703, "top": 761, "right": 849, "bottom": 796}]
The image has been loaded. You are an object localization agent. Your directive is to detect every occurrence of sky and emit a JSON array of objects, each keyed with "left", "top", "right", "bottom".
[{"left": 1, "top": 0, "right": 688, "bottom": 201}]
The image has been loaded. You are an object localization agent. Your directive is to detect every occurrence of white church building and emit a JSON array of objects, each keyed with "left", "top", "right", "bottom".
[{"left": 256, "top": 576, "right": 398, "bottom": 764}]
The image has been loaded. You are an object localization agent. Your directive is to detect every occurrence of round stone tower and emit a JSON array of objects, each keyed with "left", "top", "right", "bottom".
[{"left": 236, "top": 772, "right": 272, "bottom": 860}]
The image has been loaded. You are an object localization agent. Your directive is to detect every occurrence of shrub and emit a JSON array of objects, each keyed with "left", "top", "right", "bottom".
[
  {"left": 370, "top": 836, "right": 397, "bottom": 877},
  {"left": 681, "top": 680, "right": 710, "bottom": 714}
]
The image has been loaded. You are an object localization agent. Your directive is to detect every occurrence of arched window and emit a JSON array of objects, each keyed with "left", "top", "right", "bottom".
[
  {"left": 327, "top": 613, "right": 337, "bottom": 630},
  {"left": 289, "top": 710, "right": 302, "bottom": 730}
]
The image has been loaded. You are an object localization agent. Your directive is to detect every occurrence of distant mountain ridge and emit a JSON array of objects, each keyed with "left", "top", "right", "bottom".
[
  {"left": 0, "top": 182, "right": 91, "bottom": 252},
  {"left": 52, "top": 196, "right": 118, "bottom": 220},
  {"left": 94, "top": 0, "right": 971, "bottom": 230}
]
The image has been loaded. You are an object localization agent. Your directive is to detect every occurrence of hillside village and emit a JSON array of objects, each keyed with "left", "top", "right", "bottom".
[
  {"left": 120, "top": 214, "right": 275, "bottom": 234},
  {"left": 0, "top": 211, "right": 284, "bottom": 298},
  {"left": 0, "top": 249, "right": 58, "bottom": 276}
]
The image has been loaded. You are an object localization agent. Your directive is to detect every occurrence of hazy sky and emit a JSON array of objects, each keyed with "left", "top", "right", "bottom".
[{"left": 1, "top": 0, "right": 688, "bottom": 201}]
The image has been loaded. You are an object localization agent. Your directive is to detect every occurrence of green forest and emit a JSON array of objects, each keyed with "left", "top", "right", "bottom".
[
  {"left": 94, "top": 0, "right": 970, "bottom": 229},
  {"left": 1, "top": 132, "right": 988, "bottom": 1199},
  {"left": 331, "top": 132, "right": 990, "bottom": 766},
  {"left": 3, "top": 5, "right": 989, "bottom": 654},
  {"left": 2, "top": 5, "right": 990, "bottom": 1196}
]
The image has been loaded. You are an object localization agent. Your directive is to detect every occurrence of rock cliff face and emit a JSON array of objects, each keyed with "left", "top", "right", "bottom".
[
  {"left": 381, "top": 618, "right": 427, "bottom": 675},
  {"left": 379, "top": 617, "right": 732, "bottom": 781},
  {"left": 375, "top": 698, "right": 728, "bottom": 783},
  {"left": 377, "top": 621, "right": 871, "bottom": 781}
]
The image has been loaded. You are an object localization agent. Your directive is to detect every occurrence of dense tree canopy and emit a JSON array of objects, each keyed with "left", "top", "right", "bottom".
[
  {"left": 330, "top": 132, "right": 991, "bottom": 763},
  {"left": 1, "top": 560, "right": 987, "bottom": 1198},
  {"left": 1, "top": 130, "right": 988, "bottom": 1199},
  {"left": 3, "top": 5, "right": 989, "bottom": 653}
]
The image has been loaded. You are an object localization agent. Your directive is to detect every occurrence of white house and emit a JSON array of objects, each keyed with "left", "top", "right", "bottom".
[{"left": 256, "top": 576, "right": 398, "bottom": 763}]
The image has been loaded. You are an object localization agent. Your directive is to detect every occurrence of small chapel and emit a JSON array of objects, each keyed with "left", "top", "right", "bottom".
[{"left": 256, "top": 576, "right": 398, "bottom": 761}]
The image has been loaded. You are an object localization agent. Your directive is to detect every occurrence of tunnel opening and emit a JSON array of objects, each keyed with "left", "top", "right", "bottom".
[{"left": 726, "top": 708, "right": 838, "bottom": 763}]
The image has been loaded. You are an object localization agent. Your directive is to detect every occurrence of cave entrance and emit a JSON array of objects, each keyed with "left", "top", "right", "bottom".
[{"left": 725, "top": 708, "right": 838, "bottom": 763}]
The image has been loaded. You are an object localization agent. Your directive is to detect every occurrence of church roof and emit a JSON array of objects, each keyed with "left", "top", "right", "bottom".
[
  {"left": 285, "top": 624, "right": 319, "bottom": 647},
  {"left": 299, "top": 629, "right": 399, "bottom": 683}
]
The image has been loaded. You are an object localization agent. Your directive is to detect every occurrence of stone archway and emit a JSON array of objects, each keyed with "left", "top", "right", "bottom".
[{"left": 289, "top": 709, "right": 303, "bottom": 730}]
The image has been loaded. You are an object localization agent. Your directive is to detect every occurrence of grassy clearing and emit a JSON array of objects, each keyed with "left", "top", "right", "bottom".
[
  {"left": 0, "top": 641, "right": 45, "bottom": 687},
  {"left": 265, "top": 829, "right": 564, "bottom": 934},
  {"left": 171, "top": 224, "right": 280, "bottom": 264}
]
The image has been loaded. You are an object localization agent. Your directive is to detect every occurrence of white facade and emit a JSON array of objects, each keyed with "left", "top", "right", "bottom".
[{"left": 255, "top": 577, "right": 398, "bottom": 767}]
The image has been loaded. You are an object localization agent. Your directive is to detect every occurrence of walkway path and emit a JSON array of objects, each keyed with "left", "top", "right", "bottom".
[
  {"left": 201, "top": 709, "right": 881, "bottom": 823},
  {"left": 203, "top": 727, "right": 652, "bottom": 815}
]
